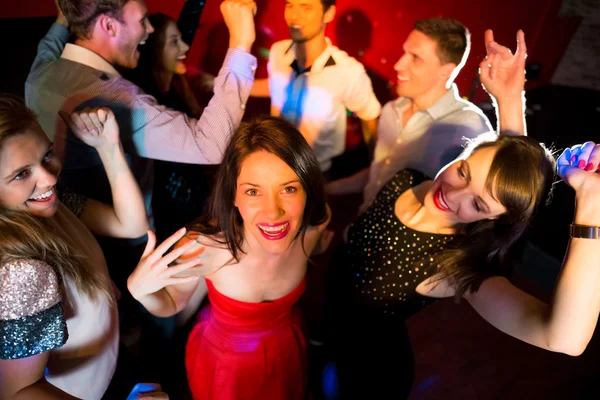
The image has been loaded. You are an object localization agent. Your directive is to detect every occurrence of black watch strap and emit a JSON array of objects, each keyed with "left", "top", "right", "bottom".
[{"left": 570, "top": 224, "right": 600, "bottom": 239}]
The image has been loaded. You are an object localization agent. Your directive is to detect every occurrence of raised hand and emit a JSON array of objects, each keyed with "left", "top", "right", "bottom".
[
  {"left": 557, "top": 142, "right": 600, "bottom": 196},
  {"left": 59, "top": 107, "right": 120, "bottom": 150},
  {"left": 127, "top": 228, "right": 202, "bottom": 300},
  {"left": 479, "top": 29, "right": 527, "bottom": 101},
  {"left": 55, "top": 0, "right": 68, "bottom": 27},
  {"left": 221, "top": 0, "right": 257, "bottom": 52}
]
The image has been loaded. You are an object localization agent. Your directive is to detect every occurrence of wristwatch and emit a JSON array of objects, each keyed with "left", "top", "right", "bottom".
[{"left": 569, "top": 224, "right": 600, "bottom": 239}]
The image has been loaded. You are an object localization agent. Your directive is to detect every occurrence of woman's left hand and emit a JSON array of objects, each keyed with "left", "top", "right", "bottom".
[
  {"left": 128, "top": 229, "right": 201, "bottom": 300},
  {"left": 557, "top": 141, "right": 600, "bottom": 198}
]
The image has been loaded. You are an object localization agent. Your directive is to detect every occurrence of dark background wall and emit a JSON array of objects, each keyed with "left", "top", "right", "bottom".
[{"left": 0, "top": 0, "right": 586, "bottom": 101}]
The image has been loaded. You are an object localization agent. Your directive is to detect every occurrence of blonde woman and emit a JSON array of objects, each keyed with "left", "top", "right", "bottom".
[{"left": 0, "top": 96, "right": 180, "bottom": 399}]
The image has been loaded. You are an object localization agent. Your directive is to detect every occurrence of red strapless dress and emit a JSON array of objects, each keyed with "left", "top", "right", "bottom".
[{"left": 185, "top": 278, "right": 307, "bottom": 400}]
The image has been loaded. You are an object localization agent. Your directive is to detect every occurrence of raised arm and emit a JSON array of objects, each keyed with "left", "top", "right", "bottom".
[
  {"left": 479, "top": 29, "right": 527, "bottom": 136},
  {"left": 127, "top": 0, "right": 258, "bottom": 165},
  {"left": 60, "top": 108, "right": 149, "bottom": 238},
  {"left": 465, "top": 142, "right": 600, "bottom": 355},
  {"left": 28, "top": 2, "right": 69, "bottom": 78}
]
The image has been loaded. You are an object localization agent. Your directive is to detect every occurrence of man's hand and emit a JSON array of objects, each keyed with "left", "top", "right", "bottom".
[{"left": 220, "top": 0, "right": 257, "bottom": 53}]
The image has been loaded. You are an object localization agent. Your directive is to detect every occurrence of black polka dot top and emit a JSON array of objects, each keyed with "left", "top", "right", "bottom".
[{"left": 342, "top": 169, "right": 456, "bottom": 318}]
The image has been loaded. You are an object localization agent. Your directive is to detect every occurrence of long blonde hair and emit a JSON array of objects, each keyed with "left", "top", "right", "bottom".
[{"left": 0, "top": 94, "right": 114, "bottom": 302}]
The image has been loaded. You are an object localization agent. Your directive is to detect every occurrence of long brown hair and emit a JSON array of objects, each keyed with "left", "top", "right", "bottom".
[
  {"left": 433, "top": 134, "right": 556, "bottom": 300},
  {"left": 136, "top": 13, "right": 174, "bottom": 74},
  {"left": 190, "top": 116, "right": 328, "bottom": 261},
  {"left": 0, "top": 94, "right": 114, "bottom": 302}
]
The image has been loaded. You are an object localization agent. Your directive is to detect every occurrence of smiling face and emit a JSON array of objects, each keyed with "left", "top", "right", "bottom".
[
  {"left": 113, "top": 0, "right": 154, "bottom": 69},
  {"left": 394, "top": 30, "right": 453, "bottom": 101},
  {"left": 425, "top": 146, "right": 507, "bottom": 226},
  {"left": 160, "top": 20, "right": 189, "bottom": 75},
  {"left": 234, "top": 150, "right": 307, "bottom": 255},
  {"left": 284, "top": 0, "right": 335, "bottom": 43},
  {"left": 0, "top": 125, "right": 61, "bottom": 218}
]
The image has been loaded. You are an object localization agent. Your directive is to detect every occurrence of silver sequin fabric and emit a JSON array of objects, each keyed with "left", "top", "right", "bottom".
[
  {"left": 1, "top": 259, "right": 61, "bottom": 320},
  {"left": 0, "top": 259, "right": 68, "bottom": 360}
]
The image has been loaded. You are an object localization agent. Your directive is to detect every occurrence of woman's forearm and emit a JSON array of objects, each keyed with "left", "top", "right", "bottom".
[
  {"left": 544, "top": 193, "right": 600, "bottom": 355},
  {"left": 97, "top": 144, "right": 149, "bottom": 237},
  {"left": 496, "top": 94, "right": 526, "bottom": 136},
  {"left": 130, "top": 288, "right": 179, "bottom": 318}
]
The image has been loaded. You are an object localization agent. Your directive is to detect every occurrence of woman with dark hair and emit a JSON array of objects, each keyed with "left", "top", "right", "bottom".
[
  {"left": 128, "top": 12, "right": 216, "bottom": 244},
  {"left": 132, "top": 13, "right": 203, "bottom": 118},
  {"left": 127, "top": 116, "right": 330, "bottom": 399},
  {"left": 324, "top": 30, "right": 600, "bottom": 398}
]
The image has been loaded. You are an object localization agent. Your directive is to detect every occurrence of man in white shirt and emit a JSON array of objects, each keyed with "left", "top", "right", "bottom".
[
  {"left": 252, "top": 0, "right": 381, "bottom": 173},
  {"left": 326, "top": 18, "right": 493, "bottom": 213}
]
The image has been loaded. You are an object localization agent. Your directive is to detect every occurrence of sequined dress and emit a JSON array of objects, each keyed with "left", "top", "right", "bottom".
[
  {"left": 326, "top": 169, "right": 455, "bottom": 398},
  {"left": 186, "top": 278, "right": 308, "bottom": 400},
  {"left": 0, "top": 202, "right": 119, "bottom": 399}
]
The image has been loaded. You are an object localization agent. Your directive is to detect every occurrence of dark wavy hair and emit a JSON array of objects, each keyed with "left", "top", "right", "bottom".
[
  {"left": 135, "top": 13, "right": 173, "bottom": 75},
  {"left": 190, "top": 116, "right": 328, "bottom": 261},
  {"left": 433, "top": 133, "right": 556, "bottom": 300}
]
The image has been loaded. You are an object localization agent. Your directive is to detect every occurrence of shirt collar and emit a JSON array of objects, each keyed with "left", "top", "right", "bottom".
[
  {"left": 425, "top": 83, "right": 460, "bottom": 120},
  {"left": 284, "top": 37, "right": 336, "bottom": 74},
  {"left": 61, "top": 43, "right": 121, "bottom": 77}
]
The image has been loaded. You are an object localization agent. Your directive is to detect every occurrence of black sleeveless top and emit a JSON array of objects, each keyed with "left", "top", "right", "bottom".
[{"left": 337, "top": 169, "right": 456, "bottom": 320}]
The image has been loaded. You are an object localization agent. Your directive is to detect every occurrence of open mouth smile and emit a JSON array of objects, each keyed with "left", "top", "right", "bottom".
[
  {"left": 257, "top": 222, "right": 291, "bottom": 240},
  {"left": 432, "top": 186, "right": 452, "bottom": 212}
]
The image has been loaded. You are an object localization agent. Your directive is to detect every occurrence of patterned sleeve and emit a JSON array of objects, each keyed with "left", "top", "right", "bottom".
[
  {"left": 0, "top": 260, "right": 68, "bottom": 360},
  {"left": 126, "top": 48, "right": 257, "bottom": 165},
  {"left": 58, "top": 184, "right": 88, "bottom": 218}
]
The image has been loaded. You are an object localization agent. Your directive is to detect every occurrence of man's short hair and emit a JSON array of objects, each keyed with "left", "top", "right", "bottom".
[
  {"left": 321, "top": 0, "right": 336, "bottom": 12},
  {"left": 413, "top": 18, "right": 469, "bottom": 66},
  {"left": 59, "top": 0, "right": 130, "bottom": 40}
]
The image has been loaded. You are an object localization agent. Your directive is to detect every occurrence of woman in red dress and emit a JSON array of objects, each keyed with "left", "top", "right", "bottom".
[{"left": 127, "top": 116, "right": 330, "bottom": 399}]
